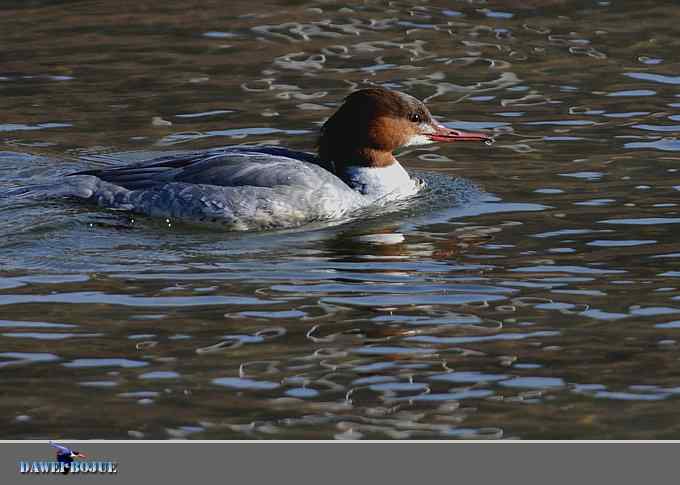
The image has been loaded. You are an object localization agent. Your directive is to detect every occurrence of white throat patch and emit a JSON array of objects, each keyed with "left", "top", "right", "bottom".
[
  {"left": 343, "top": 162, "right": 419, "bottom": 200},
  {"left": 404, "top": 122, "right": 436, "bottom": 147}
]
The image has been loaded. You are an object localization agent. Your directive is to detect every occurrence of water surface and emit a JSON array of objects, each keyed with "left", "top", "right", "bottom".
[{"left": 2, "top": 0, "right": 680, "bottom": 439}]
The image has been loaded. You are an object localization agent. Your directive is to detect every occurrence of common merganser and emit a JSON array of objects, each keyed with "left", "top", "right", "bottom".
[{"left": 62, "top": 87, "right": 491, "bottom": 230}]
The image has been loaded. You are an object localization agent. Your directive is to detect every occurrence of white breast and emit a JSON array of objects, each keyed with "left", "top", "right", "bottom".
[{"left": 343, "top": 162, "right": 419, "bottom": 201}]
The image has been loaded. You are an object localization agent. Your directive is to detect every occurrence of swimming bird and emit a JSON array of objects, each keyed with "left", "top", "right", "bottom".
[
  {"left": 62, "top": 87, "right": 492, "bottom": 230},
  {"left": 49, "top": 441, "right": 86, "bottom": 474}
]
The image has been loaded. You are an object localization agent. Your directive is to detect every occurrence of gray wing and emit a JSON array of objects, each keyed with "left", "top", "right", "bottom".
[
  {"left": 49, "top": 441, "right": 72, "bottom": 454},
  {"left": 55, "top": 175, "right": 363, "bottom": 230},
  {"left": 60, "top": 146, "right": 367, "bottom": 230},
  {"left": 72, "top": 146, "right": 340, "bottom": 190}
]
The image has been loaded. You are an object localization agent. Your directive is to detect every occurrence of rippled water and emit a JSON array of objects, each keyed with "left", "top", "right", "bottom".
[{"left": 2, "top": 0, "right": 680, "bottom": 439}]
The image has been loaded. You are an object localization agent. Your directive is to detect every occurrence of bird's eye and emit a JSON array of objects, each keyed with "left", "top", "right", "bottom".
[{"left": 409, "top": 113, "right": 422, "bottom": 123}]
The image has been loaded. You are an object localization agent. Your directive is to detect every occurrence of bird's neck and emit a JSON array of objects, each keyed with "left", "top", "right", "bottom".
[
  {"left": 317, "top": 139, "right": 418, "bottom": 198},
  {"left": 319, "top": 143, "right": 397, "bottom": 168},
  {"left": 338, "top": 161, "right": 418, "bottom": 198}
]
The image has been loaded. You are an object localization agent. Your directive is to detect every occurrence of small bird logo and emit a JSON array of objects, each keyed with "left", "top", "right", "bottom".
[{"left": 49, "top": 441, "right": 87, "bottom": 475}]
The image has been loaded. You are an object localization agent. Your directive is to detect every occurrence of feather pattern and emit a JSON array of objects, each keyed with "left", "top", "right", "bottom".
[{"left": 62, "top": 146, "right": 418, "bottom": 230}]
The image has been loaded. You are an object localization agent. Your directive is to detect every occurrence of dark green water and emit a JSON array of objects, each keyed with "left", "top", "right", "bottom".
[{"left": 1, "top": 0, "right": 680, "bottom": 439}]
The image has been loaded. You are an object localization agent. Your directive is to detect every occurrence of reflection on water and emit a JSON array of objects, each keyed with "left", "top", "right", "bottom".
[{"left": 2, "top": 0, "right": 680, "bottom": 439}]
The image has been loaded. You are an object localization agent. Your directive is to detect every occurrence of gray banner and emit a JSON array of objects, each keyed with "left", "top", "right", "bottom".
[{"left": 0, "top": 442, "right": 677, "bottom": 485}]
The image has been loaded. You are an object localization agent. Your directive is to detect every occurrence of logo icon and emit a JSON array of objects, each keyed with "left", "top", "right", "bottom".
[
  {"left": 18, "top": 441, "right": 117, "bottom": 475},
  {"left": 49, "top": 441, "right": 87, "bottom": 475}
]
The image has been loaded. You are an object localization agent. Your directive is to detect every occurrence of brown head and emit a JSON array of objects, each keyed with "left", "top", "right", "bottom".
[{"left": 318, "top": 87, "right": 491, "bottom": 169}]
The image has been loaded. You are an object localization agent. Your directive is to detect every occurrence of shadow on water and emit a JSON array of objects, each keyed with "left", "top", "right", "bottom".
[{"left": 1, "top": 0, "right": 680, "bottom": 439}]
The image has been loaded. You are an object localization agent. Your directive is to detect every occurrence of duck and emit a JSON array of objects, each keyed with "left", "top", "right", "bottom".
[{"left": 62, "top": 87, "right": 492, "bottom": 230}]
